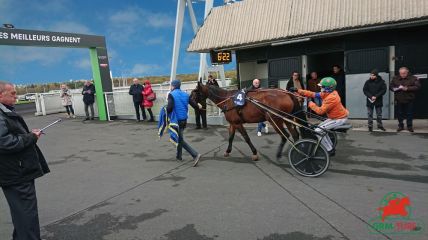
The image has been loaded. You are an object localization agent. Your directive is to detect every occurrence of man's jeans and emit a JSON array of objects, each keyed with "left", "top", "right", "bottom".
[
  {"left": 84, "top": 103, "right": 94, "bottom": 118},
  {"left": 257, "top": 122, "right": 266, "bottom": 132},
  {"left": 396, "top": 101, "right": 414, "bottom": 128},
  {"left": 367, "top": 105, "right": 383, "bottom": 128},
  {"left": 177, "top": 120, "right": 198, "bottom": 160}
]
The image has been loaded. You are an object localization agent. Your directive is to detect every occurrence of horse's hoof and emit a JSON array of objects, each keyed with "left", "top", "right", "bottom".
[
  {"left": 224, "top": 152, "right": 230, "bottom": 157},
  {"left": 252, "top": 154, "right": 259, "bottom": 161}
]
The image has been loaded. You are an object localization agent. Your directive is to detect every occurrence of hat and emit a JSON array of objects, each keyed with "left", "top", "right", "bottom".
[
  {"left": 370, "top": 69, "right": 379, "bottom": 75},
  {"left": 171, "top": 79, "right": 181, "bottom": 89}
]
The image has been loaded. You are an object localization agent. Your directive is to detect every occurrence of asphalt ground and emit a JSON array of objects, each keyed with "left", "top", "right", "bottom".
[{"left": 0, "top": 114, "right": 427, "bottom": 240}]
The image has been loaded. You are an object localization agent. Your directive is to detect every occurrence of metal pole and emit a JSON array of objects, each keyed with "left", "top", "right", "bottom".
[{"left": 170, "top": 0, "right": 186, "bottom": 82}]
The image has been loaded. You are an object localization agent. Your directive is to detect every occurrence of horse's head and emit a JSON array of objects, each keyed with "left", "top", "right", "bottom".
[{"left": 196, "top": 79, "right": 209, "bottom": 99}]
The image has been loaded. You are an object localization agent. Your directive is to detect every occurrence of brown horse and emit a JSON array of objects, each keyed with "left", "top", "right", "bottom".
[{"left": 194, "top": 82, "right": 308, "bottom": 161}]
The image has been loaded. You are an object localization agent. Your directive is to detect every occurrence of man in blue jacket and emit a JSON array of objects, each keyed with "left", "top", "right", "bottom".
[
  {"left": 167, "top": 80, "right": 202, "bottom": 166},
  {"left": 0, "top": 81, "right": 50, "bottom": 240}
]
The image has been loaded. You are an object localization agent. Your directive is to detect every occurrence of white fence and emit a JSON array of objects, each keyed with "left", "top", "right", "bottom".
[{"left": 34, "top": 81, "right": 229, "bottom": 125}]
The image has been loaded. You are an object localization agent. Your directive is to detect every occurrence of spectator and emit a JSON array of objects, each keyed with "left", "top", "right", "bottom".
[
  {"left": 82, "top": 80, "right": 96, "bottom": 120},
  {"left": 207, "top": 75, "right": 219, "bottom": 87},
  {"left": 307, "top": 71, "right": 322, "bottom": 106},
  {"left": 0, "top": 81, "right": 50, "bottom": 240},
  {"left": 286, "top": 71, "right": 305, "bottom": 91},
  {"left": 60, "top": 84, "right": 75, "bottom": 118},
  {"left": 248, "top": 79, "right": 269, "bottom": 136},
  {"left": 129, "top": 78, "right": 146, "bottom": 122},
  {"left": 363, "top": 69, "right": 387, "bottom": 132},
  {"left": 191, "top": 88, "right": 207, "bottom": 130},
  {"left": 390, "top": 67, "right": 421, "bottom": 132},
  {"left": 331, "top": 65, "right": 346, "bottom": 107},
  {"left": 142, "top": 80, "right": 155, "bottom": 122},
  {"left": 167, "top": 79, "right": 202, "bottom": 166}
]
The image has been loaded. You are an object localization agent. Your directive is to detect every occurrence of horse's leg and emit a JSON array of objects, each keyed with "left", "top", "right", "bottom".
[
  {"left": 286, "top": 121, "right": 300, "bottom": 142},
  {"left": 236, "top": 124, "right": 258, "bottom": 161},
  {"left": 266, "top": 115, "right": 290, "bottom": 160},
  {"left": 224, "top": 124, "right": 236, "bottom": 157}
]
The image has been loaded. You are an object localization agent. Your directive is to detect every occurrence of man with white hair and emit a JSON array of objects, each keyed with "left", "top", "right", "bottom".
[
  {"left": 390, "top": 67, "right": 421, "bottom": 132},
  {"left": 129, "top": 78, "right": 145, "bottom": 122},
  {"left": 0, "top": 81, "right": 50, "bottom": 240}
]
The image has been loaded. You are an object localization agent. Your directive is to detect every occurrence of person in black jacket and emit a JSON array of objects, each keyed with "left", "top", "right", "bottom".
[
  {"left": 129, "top": 78, "right": 146, "bottom": 122},
  {"left": 363, "top": 69, "right": 387, "bottom": 131},
  {"left": 0, "top": 81, "right": 50, "bottom": 240},
  {"left": 332, "top": 65, "right": 346, "bottom": 107},
  {"left": 207, "top": 75, "right": 219, "bottom": 87},
  {"left": 82, "top": 80, "right": 96, "bottom": 120}
]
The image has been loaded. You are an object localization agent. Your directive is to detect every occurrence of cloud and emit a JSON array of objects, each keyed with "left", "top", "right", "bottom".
[
  {"left": 50, "top": 21, "right": 93, "bottom": 34},
  {"left": 130, "top": 63, "right": 161, "bottom": 76},
  {"left": 74, "top": 58, "right": 92, "bottom": 70},
  {"left": 107, "top": 7, "right": 175, "bottom": 43},
  {"left": 0, "top": 47, "right": 71, "bottom": 66},
  {"left": 144, "top": 36, "right": 166, "bottom": 45}
]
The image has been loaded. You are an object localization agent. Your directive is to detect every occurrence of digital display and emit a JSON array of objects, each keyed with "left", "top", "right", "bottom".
[{"left": 210, "top": 50, "right": 232, "bottom": 64}]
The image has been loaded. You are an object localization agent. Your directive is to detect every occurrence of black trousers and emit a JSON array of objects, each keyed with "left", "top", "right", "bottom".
[
  {"left": 367, "top": 105, "right": 383, "bottom": 128},
  {"left": 2, "top": 180, "right": 41, "bottom": 240},
  {"left": 195, "top": 108, "right": 207, "bottom": 128},
  {"left": 64, "top": 105, "right": 74, "bottom": 115},
  {"left": 396, "top": 101, "right": 414, "bottom": 128},
  {"left": 133, "top": 102, "right": 146, "bottom": 120},
  {"left": 144, "top": 108, "right": 154, "bottom": 121}
]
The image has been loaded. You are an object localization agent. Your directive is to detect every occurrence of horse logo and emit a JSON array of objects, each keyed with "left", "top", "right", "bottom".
[{"left": 368, "top": 192, "right": 423, "bottom": 234}]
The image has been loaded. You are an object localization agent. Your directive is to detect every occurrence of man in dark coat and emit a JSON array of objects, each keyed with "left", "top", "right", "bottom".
[
  {"left": 390, "top": 67, "right": 421, "bottom": 132},
  {"left": 332, "top": 65, "right": 346, "bottom": 107},
  {"left": 363, "top": 69, "right": 387, "bottom": 131},
  {"left": 190, "top": 88, "right": 207, "bottom": 129},
  {"left": 0, "top": 81, "right": 50, "bottom": 240},
  {"left": 207, "top": 75, "right": 219, "bottom": 87},
  {"left": 82, "top": 80, "right": 96, "bottom": 120},
  {"left": 129, "top": 78, "right": 146, "bottom": 122}
]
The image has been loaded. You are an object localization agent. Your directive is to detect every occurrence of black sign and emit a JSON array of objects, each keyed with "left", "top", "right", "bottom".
[
  {"left": 96, "top": 48, "right": 112, "bottom": 92},
  {"left": 0, "top": 28, "right": 105, "bottom": 48},
  {"left": 210, "top": 50, "right": 232, "bottom": 64}
]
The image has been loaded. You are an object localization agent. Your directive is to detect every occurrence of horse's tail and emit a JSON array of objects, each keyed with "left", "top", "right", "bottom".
[{"left": 289, "top": 94, "right": 312, "bottom": 139}]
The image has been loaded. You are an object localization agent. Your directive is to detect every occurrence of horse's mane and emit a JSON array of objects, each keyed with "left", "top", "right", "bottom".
[{"left": 207, "top": 85, "right": 237, "bottom": 100}]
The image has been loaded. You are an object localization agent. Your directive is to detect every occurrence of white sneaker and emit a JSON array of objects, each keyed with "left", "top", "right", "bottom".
[
  {"left": 265, "top": 125, "right": 269, "bottom": 134},
  {"left": 257, "top": 131, "right": 262, "bottom": 137}
]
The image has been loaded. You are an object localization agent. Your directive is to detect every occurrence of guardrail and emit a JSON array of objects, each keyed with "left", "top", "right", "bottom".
[{"left": 34, "top": 81, "right": 234, "bottom": 125}]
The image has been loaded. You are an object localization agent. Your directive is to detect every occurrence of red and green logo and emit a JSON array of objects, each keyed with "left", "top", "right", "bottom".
[{"left": 369, "top": 192, "right": 424, "bottom": 234}]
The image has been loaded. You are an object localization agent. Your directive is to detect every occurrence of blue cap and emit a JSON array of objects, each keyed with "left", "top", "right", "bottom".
[{"left": 171, "top": 79, "right": 181, "bottom": 89}]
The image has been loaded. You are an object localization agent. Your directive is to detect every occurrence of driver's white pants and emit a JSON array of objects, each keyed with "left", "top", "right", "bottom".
[{"left": 315, "top": 118, "right": 348, "bottom": 151}]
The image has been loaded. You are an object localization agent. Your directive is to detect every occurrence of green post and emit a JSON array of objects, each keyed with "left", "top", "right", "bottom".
[{"left": 89, "top": 47, "right": 107, "bottom": 121}]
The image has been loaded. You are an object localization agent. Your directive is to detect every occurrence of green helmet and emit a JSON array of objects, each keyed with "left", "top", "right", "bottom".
[{"left": 318, "top": 77, "right": 337, "bottom": 90}]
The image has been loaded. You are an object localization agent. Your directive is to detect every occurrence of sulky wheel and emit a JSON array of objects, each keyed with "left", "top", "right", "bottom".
[{"left": 288, "top": 139, "right": 330, "bottom": 177}]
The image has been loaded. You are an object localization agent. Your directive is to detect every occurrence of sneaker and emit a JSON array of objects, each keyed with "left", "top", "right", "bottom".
[
  {"left": 257, "top": 131, "right": 262, "bottom": 137},
  {"left": 407, "top": 127, "right": 414, "bottom": 132},
  {"left": 66, "top": 115, "right": 71, "bottom": 119},
  {"left": 378, "top": 126, "right": 386, "bottom": 131},
  {"left": 90, "top": 117, "right": 95, "bottom": 120},
  {"left": 72, "top": 115, "right": 76, "bottom": 119},
  {"left": 193, "top": 154, "right": 201, "bottom": 167},
  {"left": 84, "top": 117, "right": 90, "bottom": 121},
  {"left": 368, "top": 127, "right": 373, "bottom": 132},
  {"left": 397, "top": 126, "right": 404, "bottom": 132},
  {"left": 265, "top": 125, "right": 269, "bottom": 134}
]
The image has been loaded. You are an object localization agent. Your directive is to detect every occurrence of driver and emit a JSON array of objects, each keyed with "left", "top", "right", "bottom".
[{"left": 290, "top": 77, "right": 349, "bottom": 156}]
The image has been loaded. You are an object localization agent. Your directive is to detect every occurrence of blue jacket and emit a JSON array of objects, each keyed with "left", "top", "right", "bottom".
[{"left": 170, "top": 89, "right": 189, "bottom": 121}]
